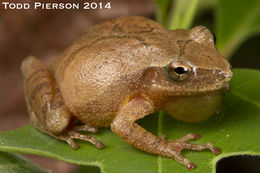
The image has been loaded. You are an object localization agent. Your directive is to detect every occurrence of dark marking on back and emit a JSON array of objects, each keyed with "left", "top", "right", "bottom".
[
  {"left": 89, "top": 35, "right": 150, "bottom": 48},
  {"left": 176, "top": 27, "right": 209, "bottom": 57},
  {"left": 25, "top": 69, "right": 46, "bottom": 85},
  {"left": 31, "top": 82, "right": 51, "bottom": 100},
  {"left": 111, "top": 23, "right": 155, "bottom": 34},
  {"left": 177, "top": 39, "right": 192, "bottom": 57},
  {"left": 27, "top": 74, "right": 50, "bottom": 86},
  {"left": 126, "top": 27, "right": 155, "bottom": 34}
]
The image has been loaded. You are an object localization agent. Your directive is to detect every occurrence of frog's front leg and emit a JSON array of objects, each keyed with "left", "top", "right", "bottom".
[
  {"left": 21, "top": 56, "right": 104, "bottom": 149},
  {"left": 111, "top": 95, "right": 220, "bottom": 169}
]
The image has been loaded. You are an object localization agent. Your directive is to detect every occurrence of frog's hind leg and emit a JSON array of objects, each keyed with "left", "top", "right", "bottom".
[{"left": 21, "top": 56, "right": 104, "bottom": 149}]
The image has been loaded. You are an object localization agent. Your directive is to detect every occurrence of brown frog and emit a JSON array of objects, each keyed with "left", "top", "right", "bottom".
[{"left": 21, "top": 16, "right": 232, "bottom": 169}]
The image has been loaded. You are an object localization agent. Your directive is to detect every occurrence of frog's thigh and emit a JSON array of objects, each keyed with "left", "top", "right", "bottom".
[
  {"left": 21, "top": 56, "right": 71, "bottom": 135},
  {"left": 21, "top": 56, "right": 104, "bottom": 149}
]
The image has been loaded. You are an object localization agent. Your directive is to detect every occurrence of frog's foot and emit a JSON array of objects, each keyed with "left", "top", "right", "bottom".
[
  {"left": 56, "top": 131, "right": 104, "bottom": 150},
  {"left": 163, "top": 133, "right": 220, "bottom": 169},
  {"left": 72, "top": 124, "right": 98, "bottom": 133}
]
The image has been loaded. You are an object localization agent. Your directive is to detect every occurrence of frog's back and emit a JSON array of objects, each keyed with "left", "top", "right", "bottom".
[{"left": 53, "top": 16, "right": 174, "bottom": 126}]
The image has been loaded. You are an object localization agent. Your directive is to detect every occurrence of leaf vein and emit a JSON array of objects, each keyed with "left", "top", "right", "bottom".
[{"left": 232, "top": 91, "right": 260, "bottom": 108}]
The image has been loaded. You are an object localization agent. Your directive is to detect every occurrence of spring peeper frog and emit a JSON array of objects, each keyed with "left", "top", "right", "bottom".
[{"left": 21, "top": 16, "right": 232, "bottom": 169}]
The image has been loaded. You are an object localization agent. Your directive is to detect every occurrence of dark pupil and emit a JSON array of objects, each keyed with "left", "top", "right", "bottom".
[{"left": 174, "top": 67, "right": 186, "bottom": 75}]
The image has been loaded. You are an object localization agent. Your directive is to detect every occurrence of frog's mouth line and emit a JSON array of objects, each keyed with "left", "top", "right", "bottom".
[{"left": 150, "top": 78, "right": 231, "bottom": 97}]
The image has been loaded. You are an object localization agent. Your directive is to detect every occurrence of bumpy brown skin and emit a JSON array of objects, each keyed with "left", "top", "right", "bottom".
[{"left": 21, "top": 16, "right": 232, "bottom": 169}]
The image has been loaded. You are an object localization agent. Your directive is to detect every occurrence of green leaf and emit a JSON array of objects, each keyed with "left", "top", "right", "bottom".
[
  {"left": 156, "top": 0, "right": 217, "bottom": 30},
  {"left": 168, "top": 0, "right": 200, "bottom": 29},
  {"left": 216, "top": 0, "right": 260, "bottom": 57},
  {"left": 154, "top": 0, "right": 172, "bottom": 26},
  {"left": 0, "top": 151, "right": 49, "bottom": 173},
  {"left": 0, "top": 68, "right": 259, "bottom": 173},
  {"left": 75, "top": 165, "right": 100, "bottom": 173},
  {"left": 155, "top": 0, "right": 201, "bottom": 29}
]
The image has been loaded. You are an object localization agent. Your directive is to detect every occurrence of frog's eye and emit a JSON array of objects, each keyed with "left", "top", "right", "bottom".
[{"left": 168, "top": 63, "right": 191, "bottom": 81}]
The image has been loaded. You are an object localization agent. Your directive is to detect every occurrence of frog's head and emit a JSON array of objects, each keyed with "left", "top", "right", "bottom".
[
  {"left": 143, "top": 26, "right": 232, "bottom": 122},
  {"left": 144, "top": 26, "right": 232, "bottom": 97}
]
